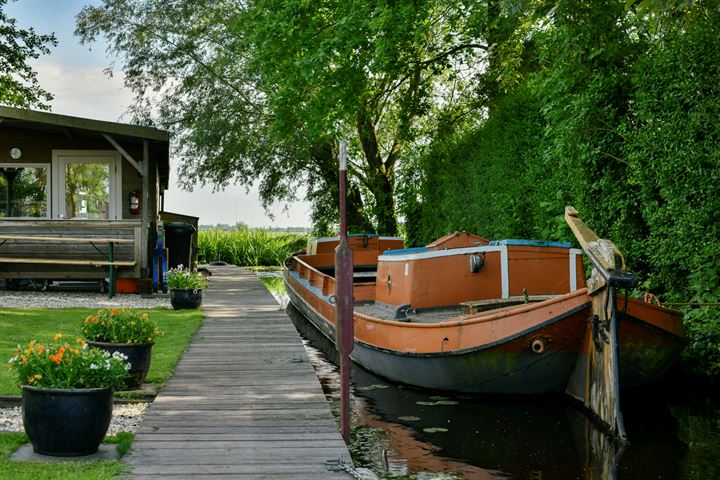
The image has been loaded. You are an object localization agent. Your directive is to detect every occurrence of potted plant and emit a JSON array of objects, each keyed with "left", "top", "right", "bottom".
[
  {"left": 165, "top": 265, "right": 209, "bottom": 309},
  {"left": 7, "top": 334, "right": 130, "bottom": 456},
  {"left": 81, "top": 308, "right": 164, "bottom": 389}
]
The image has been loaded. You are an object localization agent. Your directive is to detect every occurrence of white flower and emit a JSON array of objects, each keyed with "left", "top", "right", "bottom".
[
  {"left": 112, "top": 351, "right": 128, "bottom": 361},
  {"left": 125, "top": 363, "right": 132, "bottom": 370},
  {"left": 90, "top": 363, "right": 99, "bottom": 370}
]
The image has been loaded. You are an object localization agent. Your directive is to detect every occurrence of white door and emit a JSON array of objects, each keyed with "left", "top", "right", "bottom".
[{"left": 52, "top": 150, "right": 122, "bottom": 220}]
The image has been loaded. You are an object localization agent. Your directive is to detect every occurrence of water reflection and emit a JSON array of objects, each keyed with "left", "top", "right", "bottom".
[{"left": 281, "top": 298, "right": 718, "bottom": 480}]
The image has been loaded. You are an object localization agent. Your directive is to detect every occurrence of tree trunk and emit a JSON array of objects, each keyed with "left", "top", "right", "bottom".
[{"left": 356, "top": 107, "right": 399, "bottom": 236}]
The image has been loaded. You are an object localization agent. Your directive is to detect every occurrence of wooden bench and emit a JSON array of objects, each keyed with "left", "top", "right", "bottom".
[{"left": 0, "top": 235, "right": 136, "bottom": 298}]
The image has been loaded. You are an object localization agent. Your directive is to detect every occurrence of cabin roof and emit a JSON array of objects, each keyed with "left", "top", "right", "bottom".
[{"left": 0, "top": 105, "right": 170, "bottom": 189}]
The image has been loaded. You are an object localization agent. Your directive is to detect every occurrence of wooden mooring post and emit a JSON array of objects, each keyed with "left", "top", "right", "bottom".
[
  {"left": 564, "top": 206, "right": 636, "bottom": 442},
  {"left": 335, "top": 140, "right": 354, "bottom": 444}
]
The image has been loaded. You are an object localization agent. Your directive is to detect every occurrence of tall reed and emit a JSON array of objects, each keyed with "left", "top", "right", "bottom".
[{"left": 198, "top": 229, "right": 307, "bottom": 266}]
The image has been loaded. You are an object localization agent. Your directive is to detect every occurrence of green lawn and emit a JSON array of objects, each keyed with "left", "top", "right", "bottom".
[
  {"left": 0, "top": 308, "right": 204, "bottom": 395},
  {"left": 0, "top": 432, "right": 133, "bottom": 479},
  {"left": 0, "top": 308, "right": 202, "bottom": 477}
]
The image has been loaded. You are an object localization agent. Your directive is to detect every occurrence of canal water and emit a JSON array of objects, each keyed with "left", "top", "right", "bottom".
[{"left": 261, "top": 274, "right": 720, "bottom": 480}]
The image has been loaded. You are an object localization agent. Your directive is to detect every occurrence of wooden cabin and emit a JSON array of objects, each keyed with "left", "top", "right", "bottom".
[{"left": 0, "top": 106, "right": 170, "bottom": 290}]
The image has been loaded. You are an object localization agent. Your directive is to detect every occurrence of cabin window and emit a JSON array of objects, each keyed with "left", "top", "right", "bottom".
[
  {"left": 0, "top": 164, "right": 50, "bottom": 218},
  {"left": 52, "top": 151, "right": 122, "bottom": 220}
]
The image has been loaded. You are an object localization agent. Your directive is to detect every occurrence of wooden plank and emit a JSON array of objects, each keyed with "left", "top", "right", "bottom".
[
  {"left": 0, "top": 257, "right": 135, "bottom": 266},
  {"left": 131, "top": 465, "right": 346, "bottom": 475},
  {"left": 564, "top": 206, "right": 628, "bottom": 443},
  {"left": 0, "top": 234, "right": 133, "bottom": 243},
  {"left": 123, "top": 266, "right": 351, "bottom": 478},
  {"left": 139, "top": 433, "right": 341, "bottom": 441}
]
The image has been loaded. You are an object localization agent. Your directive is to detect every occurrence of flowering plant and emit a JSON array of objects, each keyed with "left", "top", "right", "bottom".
[
  {"left": 164, "top": 265, "right": 209, "bottom": 291},
  {"left": 81, "top": 308, "right": 163, "bottom": 344},
  {"left": 7, "top": 334, "right": 130, "bottom": 389}
]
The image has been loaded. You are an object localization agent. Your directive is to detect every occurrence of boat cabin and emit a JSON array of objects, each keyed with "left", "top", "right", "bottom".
[
  {"left": 0, "top": 106, "right": 170, "bottom": 289},
  {"left": 377, "top": 239, "right": 585, "bottom": 310}
]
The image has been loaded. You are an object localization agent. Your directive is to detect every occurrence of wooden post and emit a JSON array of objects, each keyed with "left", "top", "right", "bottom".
[
  {"left": 142, "top": 140, "right": 150, "bottom": 275},
  {"left": 108, "top": 241, "right": 115, "bottom": 299},
  {"left": 335, "top": 140, "right": 354, "bottom": 444},
  {"left": 564, "top": 206, "right": 635, "bottom": 442}
]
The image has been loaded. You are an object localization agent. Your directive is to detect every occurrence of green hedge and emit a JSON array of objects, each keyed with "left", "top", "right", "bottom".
[{"left": 408, "top": 3, "right": 720, "bottom": 375}]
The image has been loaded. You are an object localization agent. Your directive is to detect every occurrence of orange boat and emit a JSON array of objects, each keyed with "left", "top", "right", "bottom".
[{"left": 283, "top": 233, "right": 684, "bottom": 394}]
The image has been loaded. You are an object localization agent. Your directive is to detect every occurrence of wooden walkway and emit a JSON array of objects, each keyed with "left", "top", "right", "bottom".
[{"left": 124, "top": 266, "right": 352, "bottom": 479}]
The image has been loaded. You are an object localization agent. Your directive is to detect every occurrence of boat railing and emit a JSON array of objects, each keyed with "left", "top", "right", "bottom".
[{"left": 292, "top": 256, "right": 334, "bottom": 296}]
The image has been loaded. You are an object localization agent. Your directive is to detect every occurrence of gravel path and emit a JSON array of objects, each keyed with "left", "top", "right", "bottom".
[
  {"left": 0, "top": 291, "right": 170, "bottom": 309},
  {"left": 0, "top": 403, "right": 150, "bottom": 434}
]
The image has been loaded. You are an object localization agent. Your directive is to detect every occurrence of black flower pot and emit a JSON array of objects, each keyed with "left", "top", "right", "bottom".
[
  {"left": 170, "top": 288, "right": 203, "bottom": 309},
  {"left": 21, "top": 385, "right": 112, "bottom": 456},
  {"left": 86, "top": 340, "right": 154, "bottom": 389}
]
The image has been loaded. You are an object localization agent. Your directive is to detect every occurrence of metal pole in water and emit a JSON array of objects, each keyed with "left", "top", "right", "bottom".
[{"left": 335, "top": 140, "right": 354, "bottom": 444}]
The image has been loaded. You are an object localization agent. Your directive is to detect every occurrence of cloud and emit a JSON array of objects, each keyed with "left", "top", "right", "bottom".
[{"left": 34, "top": 61, "right": 133, "bottom": 122}]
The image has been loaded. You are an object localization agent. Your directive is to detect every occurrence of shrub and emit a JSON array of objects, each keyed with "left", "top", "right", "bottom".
[
  {"left": 165, "top": 266, "right": 209, "bottom": 290},
  {"left": 7, "top": 335, "right": 130, "bottom": 389},
  {"left": 81, "top": 308, "right": 163, "bottom": 344}
]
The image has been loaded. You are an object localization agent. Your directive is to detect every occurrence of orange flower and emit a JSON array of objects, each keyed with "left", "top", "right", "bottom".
[
  {"left": 36, "top": 345, "right": 45, "bottom": 354},
  {"left": 49, "top": 346, "right": 66, "bottom": 364},
  {"left": 110, "top": 308, "right": 117, "bottom": 315}
]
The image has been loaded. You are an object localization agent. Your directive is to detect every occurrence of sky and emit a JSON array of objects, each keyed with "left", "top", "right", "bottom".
[{"left": 4, "top": 0, "right": 313, "bottom": 228}]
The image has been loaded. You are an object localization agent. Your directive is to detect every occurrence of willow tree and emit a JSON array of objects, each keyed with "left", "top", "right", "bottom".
[{"left": 76, "top": 0, "right": 493, "bottom": 234}]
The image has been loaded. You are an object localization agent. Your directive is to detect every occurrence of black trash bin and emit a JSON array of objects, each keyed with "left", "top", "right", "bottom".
[{"left": 164, "top": 222, "right": 196, "bottom": 269}]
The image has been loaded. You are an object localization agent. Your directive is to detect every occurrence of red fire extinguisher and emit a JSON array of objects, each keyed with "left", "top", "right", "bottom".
[{"left": 129, "top": 190, "right": 141, "bottom": 215}]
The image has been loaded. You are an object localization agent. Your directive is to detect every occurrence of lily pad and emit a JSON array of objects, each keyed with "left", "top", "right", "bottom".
[
  {"left": 398, "top": 416, "right": 421, "bottom": 422},
  {"left": 416, "top": 401, "right": 437, "bottom": 406},
  {"left": 435, "top": 400, "right": 459, "bottom": 405},
  {"left": 357, "top": 384, "right": 390, "bottom": 391},
  {"left": 423, "top": 427, "right": 449, "bottom": 433},
  {"left": 429, "top": 396, "right": 450, "bottom": 401}
]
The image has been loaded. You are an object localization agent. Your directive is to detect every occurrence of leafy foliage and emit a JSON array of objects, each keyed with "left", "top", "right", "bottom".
[
  {"left": 0, "top": 0, "right": 56, "bottom": 109},
  {"left": 75, "top": 0, "right": 493, "bottom": 234},
  {"left": 408, "top": 0, "right": 720, "bottom": 375}
]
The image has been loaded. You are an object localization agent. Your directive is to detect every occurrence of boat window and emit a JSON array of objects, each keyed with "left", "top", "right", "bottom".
[{"left": 0, "top": 164, "right": 50, "bottom": 218}]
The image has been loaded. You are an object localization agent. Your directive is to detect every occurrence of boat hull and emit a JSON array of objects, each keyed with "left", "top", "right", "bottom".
[
  {"left": 566, "top": 295, "right": 685, "bottom": 401},
  {"left": 618, "top": 296, "right": 684, "bottom": 386},
  {"left": 284, "top": 269, "right": 590, "bottom": 394}
]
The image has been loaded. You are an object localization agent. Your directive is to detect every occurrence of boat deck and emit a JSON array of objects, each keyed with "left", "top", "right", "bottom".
[
  {"left": 354, "top": 297, "right": 546, "bottom": 323},
  {"left": 123, "top": 266, "right": 351, "bottom": 479},
  {"left": 354, "top": 302, "right": 464, "bottom": 323}
]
